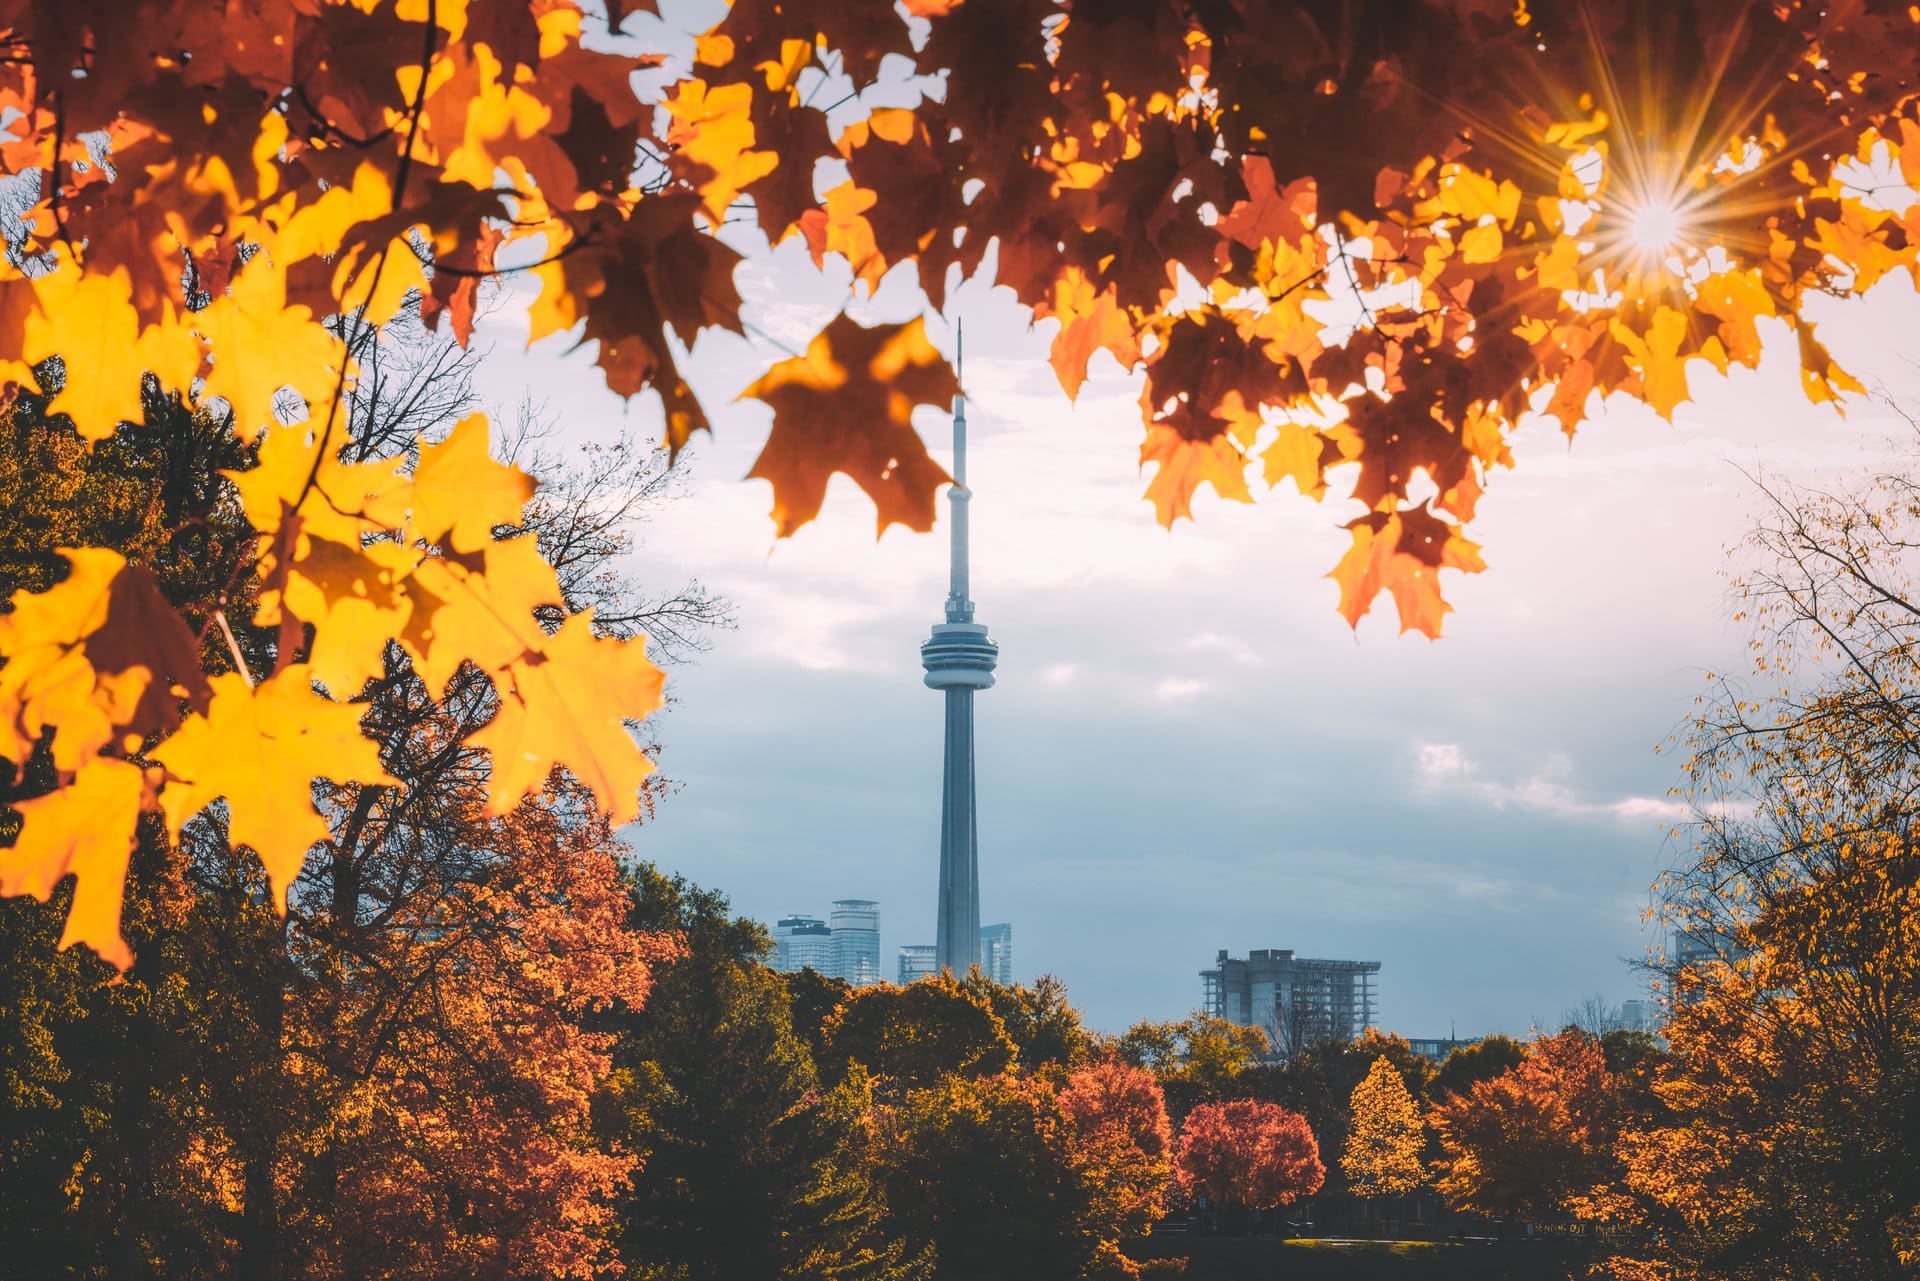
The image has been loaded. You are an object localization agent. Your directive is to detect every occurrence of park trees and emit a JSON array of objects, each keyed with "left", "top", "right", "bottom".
[
  {"left": 6, "top": 0, "right": 1920, "bottom": 968},
  {"left": 1341, "top": 1056, "right": 1426, "bottom": 1203},
  {"left": 821, "top": 975, "right": 1018, "bottom": 1097}
]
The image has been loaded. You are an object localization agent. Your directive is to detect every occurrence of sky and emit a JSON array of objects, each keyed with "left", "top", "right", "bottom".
[{"left": 468, "top": 225, "right": 1920, "bottom": 1038}]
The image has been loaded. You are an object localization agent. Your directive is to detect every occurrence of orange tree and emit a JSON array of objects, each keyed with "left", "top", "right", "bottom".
[
  {"left": 1429, "top": 1028, "right": 1624, "bottom": 1224},
  {"left": 2, "top": 1, "right": 1919, "bottom": 975}
]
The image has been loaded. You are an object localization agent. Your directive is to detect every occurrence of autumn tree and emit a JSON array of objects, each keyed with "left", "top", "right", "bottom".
[
  {"left": 1429, "top": 1029, "right": 1621, "bottom": 1224},
  {"left": 1223, "top": 1028, "right": 1433, "bottom": 1211},
  {"left": 1059, "top": 1059, "right": 1178, "bottom": 1271},
  {"left": 605, "top": 865, "right": 915, "bottom": 1281},
  {"left": 0, "top": 329, "right": 708, "bottom": 1277},
  {"left": 1175, "top": 1099, "right": 1326, "bottom": 1216},
  {"left": 961, "top": 971, "right": 1092, "bottom": 1075},
  {"left": 875, "top": 1070, "right": 1159, "bottom": 1281},
  {"left": 1605, "top": 452, "right": 1920, "bottom": 1280},
  {"left": 1341, "top": 1056, "right": 1426, "bottom": 1203}
]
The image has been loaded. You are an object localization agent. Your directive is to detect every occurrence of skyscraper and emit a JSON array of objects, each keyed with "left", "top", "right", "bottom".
[
  {"left": 981, "top": 922, "right": 1014, "bottom": 986},
  {"left": 921, "top": 380, "right": 997, "bottom": 973},
  {"left": 770, "top": 902, "right": 884, "bottom": 986},
  {"left": 831, "top": 899, "right": 881, "bottom": 987},
  {"left": 774, "top": 915, "right": 835, "bottom": 974}
]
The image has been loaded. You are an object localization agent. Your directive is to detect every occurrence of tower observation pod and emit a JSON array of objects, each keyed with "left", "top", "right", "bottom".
[{"left": 921, "top": 379, "right": 997, "bottom": 975}]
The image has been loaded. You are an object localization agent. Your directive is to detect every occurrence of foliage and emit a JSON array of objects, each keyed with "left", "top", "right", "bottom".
[
  {"left": 7, "top": 0, "right": 1920, "bottom": 955},
  {"left": 1603, "top": 454, "right": 1920, "bottom": 1280},
  {"left": 1114, "top": 1012, "right": 1271, "bottom": 1092},
  {"left": 1222, "top": 1029, "right": 1434, "bottom": 1206},
  {"left": 0, "top": 352, "right": 700, "bottom": 1278},
  {"left": 1175, "top": 1099, "right": 1326, "bottom": 1212},
  {"left": 1341, "top": 1057, "right": 1426, "bottom": 1200},
  {"left": 822, "top": 975, "right": 1018, "bottom": 1097},
  {"left": 605, "top": 865, "right": 917, "bottom": 1281},
  {"left": 1060, "top": 1059, "right": 1178, "bottom": 1241},
  {"left": 1428, "top": 1028, "right": 1621, "bottom": 1223},
  {"left": 961, "top": 971, "right": 1093, "bottom": 1075},
  {"left": 875, "top": 1069, "right": 1162, "bottom": 1281}
]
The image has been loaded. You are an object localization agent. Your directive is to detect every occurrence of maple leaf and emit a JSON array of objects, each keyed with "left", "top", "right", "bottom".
[
  {"left": 0, "top": 758, "right": 149, "bottom": 968},
  {"left": 1139, "top": 425, "right": 1253, "bottom": 525},
  {"left": 195, "top": 260, "right": 345, "bottom": 439},
  {"left": 404, "top": 535, "right": 566, "bottom": 698},
  {"left": 23, "top": 264, "right": 200, "bottom": 442},
  {"left": 1329, "top": 505, "right": 1486, "bottom": 638},
  {"left": 408, "top": 415, "right": 538, "bottom": 552},
  {"left": 1037, "top": 269, "right": 1142, "bottom": 400},
  {"left": 473, "top": 611, "right": 665, "bottom": 829},
  {"left": 152, "top": 669, "right": 398, "bottom": 908},
  {"left": 0, "top": 549, "right": 208, "bottom": 770},
  {"left": 742, "top": 315, "right": 957, "bottom": 537}
]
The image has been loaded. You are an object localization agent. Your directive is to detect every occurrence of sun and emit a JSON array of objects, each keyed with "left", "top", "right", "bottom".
[{"left": 1628, "top": 200, "right": 1683, "bottom": 255}]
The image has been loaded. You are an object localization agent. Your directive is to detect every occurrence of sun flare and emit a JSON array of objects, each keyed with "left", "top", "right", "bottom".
[{"left": 1628, "top": 200, "right": 1683, "bottom": 254}]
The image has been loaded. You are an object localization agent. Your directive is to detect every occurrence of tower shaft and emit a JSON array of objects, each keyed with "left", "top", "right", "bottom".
[
  {"left": 922, "top": 383, "right": 996, "bottom": 975},
  {"left": 934, "top": 688, "right": 980, "bottom": 969}
]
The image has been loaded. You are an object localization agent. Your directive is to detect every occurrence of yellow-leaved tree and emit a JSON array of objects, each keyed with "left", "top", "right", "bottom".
[{"left": 1340, "top": 1055, "right": 1426, "bottom": 1203}]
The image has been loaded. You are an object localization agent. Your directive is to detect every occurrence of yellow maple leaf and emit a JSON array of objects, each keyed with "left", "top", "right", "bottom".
[
  {"left": 1609, "top": 306, "right": 1691, "bottom": 420},
  {"left": 402, "top": 535, "right": 564, "bottom": 697},
  {"left": 1262, "top": 423, "right": 1325, "bottom": 498},
  {"left": 1458, "top": 222, "right": 1504, "bottom": 265},
  {"left": 665, "top": 79, "right": 779, "bottom": 222},
  {"left": 472, "top": 611, "right": 664, "bottom": 828},
  {"left": 195, "top": 260, "right": 344, "bottom": 439},
  {"left": 0, "top": 548, "right": 126, "bottom": 768},
  {"left": 408, "top": 415, "right": 536, "bottom": 551},
  {"left": 268, "top": 538, "right": 418, "bottom": 698},
  {"left": 0, "top": 758, "right": 149, "bottom": 969},
  {"left": 24, "top": 265, "right": 201, "bottom": 441},
  {"left": 152, "top": 669, "right": 397, "bottom": 908},
  {"left": 796, "top": 181, "right": 888, "bottom": 293},
  {"left": 1692, "top": 269, "right": 1775, "bottom": 368}
]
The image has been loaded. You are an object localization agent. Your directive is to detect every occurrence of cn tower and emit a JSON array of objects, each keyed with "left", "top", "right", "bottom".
[{"left": 920, "top": 367, "right": 997, "bottom": 974}]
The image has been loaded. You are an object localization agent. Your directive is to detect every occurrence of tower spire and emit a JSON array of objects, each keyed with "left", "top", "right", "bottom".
[{"left": 922, "top": 322, "right": 996, "bottom": 974}]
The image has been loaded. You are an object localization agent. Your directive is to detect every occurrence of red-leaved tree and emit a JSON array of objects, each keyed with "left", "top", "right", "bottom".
[{"left": 1175, "top": 1099, "right": 1325, "bottom": 1212}]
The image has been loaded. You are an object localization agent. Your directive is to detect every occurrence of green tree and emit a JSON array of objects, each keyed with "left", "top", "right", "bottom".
[
  {"left": 822, "top": 975, "right": 1017, "bottom": 1096},
  {"left": 1430, "top": 1035, "right": 1527, "bottom": 1100},
  {"left": 607, "top": 865, "right": 916, "bottom": 1281}
]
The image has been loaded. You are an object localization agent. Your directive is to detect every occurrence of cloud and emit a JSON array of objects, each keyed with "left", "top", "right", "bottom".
[
  {"left": 1155, "top": 677, "right": 1212, "bottom": 706},
  {"left": 1414, "top": 742, "right": 1689, "bottom": 825},
  {"left": 1041, "top": 662, "right": 1079, "bottom": 687},
  {"left": 1184, "top": 631, "right": 1263, "bottom": 665}
]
